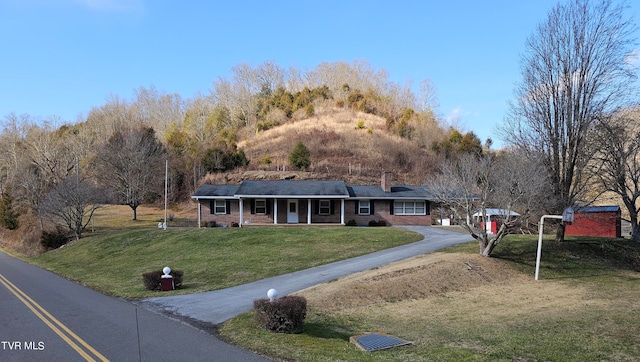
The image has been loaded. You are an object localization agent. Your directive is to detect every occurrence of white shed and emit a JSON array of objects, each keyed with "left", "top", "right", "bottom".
[{"left": 472, "top": 208, "right": 520, "bottom": 234}]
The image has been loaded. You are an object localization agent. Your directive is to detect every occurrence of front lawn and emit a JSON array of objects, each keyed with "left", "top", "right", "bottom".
[
  {"left": 219, "top": 236, "right": 640, "bottom": 361},
  {"left": 30, "top": 226, "right": 422, "bottom": 298}
]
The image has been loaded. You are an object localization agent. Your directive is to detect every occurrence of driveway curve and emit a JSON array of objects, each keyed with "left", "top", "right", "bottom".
[{"left": 141, "top": 226, "right": 473, "bottom": 326}]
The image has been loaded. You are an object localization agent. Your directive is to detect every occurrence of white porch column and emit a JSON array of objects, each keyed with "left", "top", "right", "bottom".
[
  {"left": 274, "top": 198, "right": 278, "bottom": 224},
  {"left": 197, "top": 200, "right": 202, "bottom": 228},
  {"left": 239, "top": 198, "right": 244, "bottom": 227},
  {"left": 307, "top": 198, "right": 312, "bottom": 224},
  {"left": 341, "top": 199, "right": 345, "bottom": 225}
]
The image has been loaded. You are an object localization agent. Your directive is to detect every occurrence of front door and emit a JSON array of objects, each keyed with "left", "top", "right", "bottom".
[{"left": 287, "top": 200, "right": 298, "bottom": 223}]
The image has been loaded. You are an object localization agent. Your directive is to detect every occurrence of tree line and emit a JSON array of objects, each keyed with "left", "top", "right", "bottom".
[{"left": 0, "top": 60, "right": 443, "bottom": 252}]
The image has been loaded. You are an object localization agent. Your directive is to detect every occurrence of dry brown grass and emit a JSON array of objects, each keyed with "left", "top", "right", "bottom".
[
  {"left": 237, "top": 106, "right": 441, "bottom": 185},
  {"left": 220, "top": 246, "right": 640, "bottom": 361},
  {"left": 296, "top": 251, "right": 633, "bottom": 323}
]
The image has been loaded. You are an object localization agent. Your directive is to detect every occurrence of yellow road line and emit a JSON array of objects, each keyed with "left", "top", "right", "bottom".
[{"left": 0, "top": 273, "right": 109, "bottom": 362}]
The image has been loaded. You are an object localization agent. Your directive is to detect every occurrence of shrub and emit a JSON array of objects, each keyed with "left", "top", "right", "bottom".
[
  {"left": 305, "top": 103, "right": 315, "bottom": 117},
  {"left": 289, "top": 141, "right": 311, "bottom": 171},
  {"left": 0, "top": 187, "right": 19, "bottom": 230},
  {"left": 142, "top": 269, "right": 184, "bottom": 291},
  {"left": 346, "top": 219, "right": 357, "bottom": 226},
  {"left": 41, "top": 228, "right": 70, "bottom": 250},
  {"left": 355, "top": 119, "right": 365, "bottom": 129},
  {"left": 262, "top": 154, "right": 272, "bottom": 165},
  {"left": 368, "top": 220, "right": 387, "bottom": 227},
  {"left": 207, "top": 221, "right": 217, "bottom": 228},
  {"left": 253, "top": 296, "right": 307, "bottom": 333},
  {"left": 256, "top": 119, "right": 281, "bottom": 132}
]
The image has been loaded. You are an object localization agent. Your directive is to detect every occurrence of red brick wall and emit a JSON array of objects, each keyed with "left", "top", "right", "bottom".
[
  {"left": 344, "top": 200, "right": 431, "bottom": 226},
  {"left": 199, "top": 199, "right": 240, "bottom": 227},
  {"left": 199, "top": 198, "right": 432, "bottom": 227}
]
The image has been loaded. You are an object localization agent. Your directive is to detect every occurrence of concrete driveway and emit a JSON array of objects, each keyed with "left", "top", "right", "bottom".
[{"left": 141, "top": 226, "right": 473, "bottom": 326}]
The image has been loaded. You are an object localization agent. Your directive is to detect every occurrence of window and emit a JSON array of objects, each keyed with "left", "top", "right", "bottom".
[
  {"left": 255, "top": 199, "right": 267, "bottom": 214},
  {"left": 358, "top": 200, "right": 370, "bottom": 215},
  {"left": 393, "top": 201, "right": 427, "bottom": 215},
  {"left": 214, "top": 200, "right": 226, "bottom": 214},
  {"left": 319, "top": 200, "right": 331, "bottom": 215}
]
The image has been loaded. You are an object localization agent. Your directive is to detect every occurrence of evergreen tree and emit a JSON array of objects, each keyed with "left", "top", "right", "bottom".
[
  {"left": 289, "top": 142, "right": 311, "bottom": 171},
  {"left": 0, "top": 186, "right": 19, "bottom": 230}
]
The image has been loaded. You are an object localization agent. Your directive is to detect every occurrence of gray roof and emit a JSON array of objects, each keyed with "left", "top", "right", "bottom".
[
  {"left": 235, "top": 180, "right": 349, "bottom": 198},
  {"left": 575, "top": 206, "right": 620, "bottom": 213},
  {"left": 192, "top": 184, "right": 239, "bottom": 198},
  {"left": 192, "top": 180, "right": 432, "bottom": 200},
  {"left": 348, "top": 185, "right": 431, "bottom": 199}
]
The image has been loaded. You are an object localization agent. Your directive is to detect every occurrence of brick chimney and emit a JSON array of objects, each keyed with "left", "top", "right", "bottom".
[{"left": 381, "top": 171, "right": 393, "bottom": 192}]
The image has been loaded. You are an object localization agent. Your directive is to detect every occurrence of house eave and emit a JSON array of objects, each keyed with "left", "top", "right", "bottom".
[{"left": 234, "top": 194, "right": 348, "bottom": 199}]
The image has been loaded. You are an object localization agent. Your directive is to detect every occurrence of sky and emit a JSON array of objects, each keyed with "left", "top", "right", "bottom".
[{"left": 1, "top": 0, "right": 639, "bottom": 148}]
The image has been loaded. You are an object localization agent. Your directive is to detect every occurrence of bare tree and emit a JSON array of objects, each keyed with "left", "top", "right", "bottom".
[
  {"left": 131, "top": 86, "right": 185, "bottom": 140},
  {"left": 419, "top": 78, "right": 439, "bottom": 113},
  {"left": 24, "top": 121, "right": 77, "bottom": 187},
  {"left": 0, "top": 113, "right": 29, "bottom": 193},
  {"left": 503, "top": 0, "right": 637, "bottom": 241},
  {"left": 93, "top": 127, "right": 166, "bottom": 220},
  {"left": 592, "top": 108, "right": 640, "bottom": 241},
  {"left": 429, "top": 151, "right": 548, "bottom": 256},
  {"left": 39, "top": 175, "right": 103, "bottom": 240}
]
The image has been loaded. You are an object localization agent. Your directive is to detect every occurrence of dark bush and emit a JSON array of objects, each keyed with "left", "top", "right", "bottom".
[
  {"left": 41, "top": 229, "right": 70, "bottom": 250},
  {"left": 253, "top": 296, "right": 307, "bottom": 333},
  {"left": 0, "top": 186, "right": 19, "bottom": 230},
  {"left": 346, "top": 219, "right": 357, "bottom": 226},
  {"left": 368, "top": 220, "right": 387, "bottom": 227},
  {"left": 207, "top": 221, "right": 217, "bottom": 228},
  {"left": 142, "top": 269, "right": 184, "bottom": 291},
  {"left": 289, "top": 141, "right": 311, "bottom": 171}
]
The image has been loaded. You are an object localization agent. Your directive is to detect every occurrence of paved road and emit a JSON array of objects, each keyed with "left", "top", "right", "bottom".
[
  {"left": 0, "top": 251, "right": 269, "bottom": 362},
  {"left": 142, "top": 226, "right": 473, "bottom": 325}
]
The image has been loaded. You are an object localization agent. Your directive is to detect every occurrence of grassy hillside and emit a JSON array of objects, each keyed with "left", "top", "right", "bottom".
[
  {"left": 222, "top": 107, "right": 443, "bottom": 185},
  {"left": 29, "top": 218, "right": 422, "bottom": 299}
]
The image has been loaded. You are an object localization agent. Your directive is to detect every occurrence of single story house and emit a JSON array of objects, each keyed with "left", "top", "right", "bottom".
[
  {"left": 192, "top": 172, "right": 433, "bottom": 227},
  {"left": 564, "top": 205, "right": 621, "bottom": 238}
]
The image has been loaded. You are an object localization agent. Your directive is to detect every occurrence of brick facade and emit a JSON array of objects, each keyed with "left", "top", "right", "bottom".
[
  {"left": 343, "top": 200, "right": 431, "bottom": 226},
  {"left": 194, "top": 174, "right": 432, "bottom": 227},
  {"left": 199, "top": 198, "right": 431, "bottom": 227}
]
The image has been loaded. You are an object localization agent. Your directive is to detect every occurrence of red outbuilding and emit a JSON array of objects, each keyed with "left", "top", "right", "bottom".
[{"left": 564, "top": 206, "right": 621, "bottom": 238}]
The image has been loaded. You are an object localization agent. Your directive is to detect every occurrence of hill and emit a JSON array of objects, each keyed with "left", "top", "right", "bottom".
[{"left": 205, "top": 106, "right": 444, "bottom": 186}]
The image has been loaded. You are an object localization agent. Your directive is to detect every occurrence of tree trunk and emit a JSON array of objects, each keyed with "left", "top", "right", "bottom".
[
  {"left": 132, "top": 206, "right": 137, "bottom": 221},
  {"left": 555, "top": 223, "right": 565, "bottom": 242},
  {"left": 630, "top": 216, "right": 640, "bottom": 242},
  {"left": 478, "top": 236, "right": 498, "bottom": 257}
]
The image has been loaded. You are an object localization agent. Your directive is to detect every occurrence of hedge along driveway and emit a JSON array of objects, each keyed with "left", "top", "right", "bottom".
[{"left": 31, "top": 226, "right": 424, "bottom": 299}]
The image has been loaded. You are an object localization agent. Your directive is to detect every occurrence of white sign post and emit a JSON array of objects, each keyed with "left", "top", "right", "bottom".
[{"left": 534, "top": 207, "right": 574, "bottom": 280}]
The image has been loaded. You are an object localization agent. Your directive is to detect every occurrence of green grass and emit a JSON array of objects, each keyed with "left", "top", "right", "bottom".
[
  {"left": 27, "top": 209, "right": 640, "bottom": 361},
  {"left": 30, "top": 226, "right": 423, "bottom": 298},
  {"left": 219, "top": 235, "right": 640, "bottom": 362}
]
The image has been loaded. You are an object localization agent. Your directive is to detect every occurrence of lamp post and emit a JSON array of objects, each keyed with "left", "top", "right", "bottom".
[{"left": 535, "top": 207, "right": 574, "bottom": 280}]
